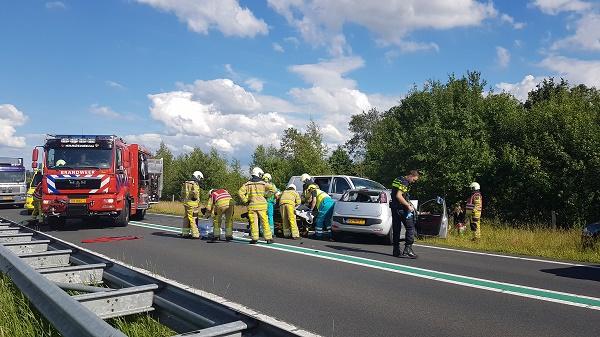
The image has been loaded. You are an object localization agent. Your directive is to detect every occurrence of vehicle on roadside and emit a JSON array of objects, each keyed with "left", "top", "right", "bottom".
[
  {"left": 331, "top": 188, "right": 400, "bottom": 244},
  {"left": 0, "top": 157, "right": 27, "bottom": 208},
  {"left": 25, "top": 167, "right": 43, "bottom": 214},
  {"left": 31, "top": 135, "right": 163, "bottom": 227},
  {"left": 286, "top": 175, "right": 387, "bottom": 200}
]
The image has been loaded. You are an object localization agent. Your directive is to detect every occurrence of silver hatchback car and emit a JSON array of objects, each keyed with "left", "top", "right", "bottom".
[{"left": 331, "top": 189, "right": 404, "bottom": 244}]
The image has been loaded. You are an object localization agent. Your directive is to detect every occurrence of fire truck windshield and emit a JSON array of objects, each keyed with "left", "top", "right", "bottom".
[
  {"left": 0, "top": 171, "right": 25, "bottom": 183},
  {"left": 47, "top": 148, "right": 113, "bottom": 169}
]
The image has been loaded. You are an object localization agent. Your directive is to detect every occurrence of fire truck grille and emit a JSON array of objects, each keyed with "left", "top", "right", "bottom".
[
  {"left": 67, "top": 204, "right": 88, "bottom": 216},
  {"left": 55, "top": 178, "right": 101, "bottom": 190}
]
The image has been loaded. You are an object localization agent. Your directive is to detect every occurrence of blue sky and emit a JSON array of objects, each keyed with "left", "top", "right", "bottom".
[{"left": 1, "top": 0, "right": 599, "bottom": 165}]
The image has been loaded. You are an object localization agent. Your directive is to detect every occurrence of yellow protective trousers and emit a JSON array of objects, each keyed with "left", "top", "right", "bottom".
[
  {"left": 182, "top": 202, "right": 199, "bottom": 238},
  {"left": 31, "top": 199, "right": 43, "bottom": 222},
  {"left": 280, "top": 204, "right": 299, "bottom": 238},
  {"left": 248, "top": 209, "right": 272, "bottom": 240},
  {"left": 467, "top": 210, "right": 481, "bottom": 239},
  {"left": 213, "top": 201, "right": 234, "bottom": 238}
]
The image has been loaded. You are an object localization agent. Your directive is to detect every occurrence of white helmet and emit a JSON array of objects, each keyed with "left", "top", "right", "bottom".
[
  {"left": 300, "top": 173, "right": 311, "bottom": 183},
  {"left": 56, "top": 159, "right": 66, "bottom": 166},
  {"left": 470, "top": 182, "right": 480, "bottom": 190},
  {"left": 208, "top": 189, "right": 215, "bottom": 195},
  {"left": 263, "top": 173, "right": 272, "bottom": 182},
  {"left": 287, "top": 184, "right": 296, "bottom": 191},
  {"left": 251, "top": 167, "right": 264, "bottom": 177},
  {"left": 193, "top": 171, "right": 204, "bottom": 181}
]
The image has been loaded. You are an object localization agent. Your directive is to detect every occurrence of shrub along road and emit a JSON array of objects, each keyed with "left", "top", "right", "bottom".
[{"left": 2, "top": 208, "right": 599, "bottom": 337}]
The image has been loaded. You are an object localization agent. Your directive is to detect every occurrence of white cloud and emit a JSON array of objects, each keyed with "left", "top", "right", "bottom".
[
  {"left": 272, "top": 42, "right": 285, "bottom": 53},
  {"left": 268, "top": 0, "right": 497, "bottom": 55},
  {"left": 89, "top": 104, "right": 123, "bottom": 119},
  {"left": 495, "top": 75, "right": 544, "bottom": 102},
  {"left": 135, "top": 0, "right": 268, "bottom": 38},
  {"left": 0, "top": 104, "right": 28, "bottom": 148},
  {"left": 532, "top": 0, "right": 592, "bottom": 14},
  {"left": 45, "top": 1, "right": 66, "bottom": 10},
  {"left": 496, "top": 46, "right": 511, "bottom": 68},
  {"left": 289, "top": 56, "right": 364, "bottom": 89},
  {"left": 539, "top": 55, "right": 600, "bottom": 87},
  {"left": 552, "top": 13, "right": 600, "bottom": 51},
  {"left": 500, "top": 14, "right": 526, "bottom": 29},
  {"left": 105, "top": 80, "right": 125, "bottom": 90},
  {"left": 244, "top": 78, "right": 264, "bottom": 92}
]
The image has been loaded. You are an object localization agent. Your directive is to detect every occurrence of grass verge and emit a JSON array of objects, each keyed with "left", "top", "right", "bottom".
[
  {"left": 421, "top": 220, "right": 600, "bottom": 264},
  {"left": 150, "top": 201, "right": 248, "bottom": 222},
  {"left": 0, "top": 273, "right": 174, "bottom": 337}
]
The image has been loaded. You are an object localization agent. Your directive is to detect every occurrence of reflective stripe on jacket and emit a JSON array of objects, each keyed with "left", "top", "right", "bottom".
[
  {"left": 181, "top": 181, "right": 200, "bottom": 204},
  {"left": 207, "top": 189, "right": 232, "bottom": 210},
  {"left": 33, "top": 183, "right": 43, "bottom": 200},
  {"left": 466, "top": 191, "right": 483, "bottom": 212},
  {"left": 238, "top": 178, "right": 276, "bottom": 211},
  {"left": 279, "top": 189, "right": 300, "bottom": 206}
]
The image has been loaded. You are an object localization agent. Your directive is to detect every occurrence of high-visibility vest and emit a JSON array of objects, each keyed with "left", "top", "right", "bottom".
[
  {"left": 279, "top": 189, "right": 300, "bottom": 206},
  {"left": 239, "top": 180, "right": 275, "bottom": 211},
  {"left": 306, "top": 184, "right": 330, "bottom": 209},
  {"left": 181, "top": 181, "right": 200, "bottom": 203},
  {"left": 466, "top": 191, "right": 482, "bottom": 212},
  {"left": 33, "top": 183, "right": 43, "bottom": 200},
  {"left": 207, "top": 189, "right": 232, "bottom": 210}
]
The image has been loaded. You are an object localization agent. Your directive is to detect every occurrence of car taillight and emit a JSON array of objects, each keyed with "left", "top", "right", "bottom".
[{"left": 379, "top": 192, "right": 388, "bottom": 203}]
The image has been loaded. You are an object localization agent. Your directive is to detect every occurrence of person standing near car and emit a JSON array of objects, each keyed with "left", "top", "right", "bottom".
[
  {"left": 279, "top": 184, "right": 301, "bottom": 239},
  {"left": 465, "top": 182, "right": 483, "bottom": 241},
  {"left": 390, "top": 170, "right": 420, "bottom": 258},
  {"left": 306, "top": 183, "right": 335, "bottom": 240}
]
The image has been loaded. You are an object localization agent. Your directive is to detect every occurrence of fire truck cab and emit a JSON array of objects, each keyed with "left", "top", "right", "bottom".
[{"left": 32, "top": 135, "right": 161, "bottom": 227}]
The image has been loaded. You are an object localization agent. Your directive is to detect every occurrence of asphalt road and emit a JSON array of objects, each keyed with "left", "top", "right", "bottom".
[{"left": 2, "top": 206, "right": 599, "bottom": 337}]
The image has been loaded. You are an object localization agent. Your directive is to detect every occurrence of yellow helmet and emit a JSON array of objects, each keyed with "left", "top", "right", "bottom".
[{"left": 263, "top": 173, "right": 272, "bottom": 182}]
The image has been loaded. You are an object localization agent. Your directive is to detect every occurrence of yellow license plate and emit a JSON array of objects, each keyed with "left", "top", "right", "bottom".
[
  {"left": 347, "top": 218, "right": 366, "bottom": 225},
  {"left": 69, "top": 198, "right": 87, "bottom": 204},
  {"left": 2, "top": 196, "right": 13, "bottom": 200}
]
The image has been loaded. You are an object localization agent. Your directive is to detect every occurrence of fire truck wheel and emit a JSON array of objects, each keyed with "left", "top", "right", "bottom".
[
  {"left": 115, "top": 200, "right": 130, "bottom": 227},
  {"left": 131, "top": 209, "right": 146, "bottom": 220}
]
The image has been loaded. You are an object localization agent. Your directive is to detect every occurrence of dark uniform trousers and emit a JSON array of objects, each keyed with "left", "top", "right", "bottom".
[{"left": 391, "top": 207, "right": 415, "bottom": 248}]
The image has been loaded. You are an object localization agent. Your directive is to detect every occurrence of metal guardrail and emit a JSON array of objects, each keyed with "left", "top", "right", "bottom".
[{"left": 0, "top": 216, "right": 316, "bottom": 337}]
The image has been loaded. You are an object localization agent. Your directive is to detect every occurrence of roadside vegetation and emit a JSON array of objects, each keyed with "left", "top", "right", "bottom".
[{"left": 0, "top": 273, "right": 174, "bottom": 337}]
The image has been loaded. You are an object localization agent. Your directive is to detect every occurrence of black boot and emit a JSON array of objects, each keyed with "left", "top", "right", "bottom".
[
  {"left": 392, "top": 246, "right": 401, "bottom": 257},
  {"left": 266, "top": 239, "right": 274, "bottom": 244},
  {"left": 402, "top": 245, "right": 418, "bottom": 259},
  {"left": 225, "top": 236, "right": 233, "bottom": 242},
  {"left": 249, "top": 239, "right": 258, "bottom": 244}
]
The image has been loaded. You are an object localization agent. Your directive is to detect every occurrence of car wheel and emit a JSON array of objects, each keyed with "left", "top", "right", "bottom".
[{"left": 383, "top": 227, "right": 393, "bottom": 245}]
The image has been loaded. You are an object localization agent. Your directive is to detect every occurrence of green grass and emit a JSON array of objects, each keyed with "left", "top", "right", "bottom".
[
  {"left": 149, "top": 201, "right": 248, "bottom": 222},
  {"left": 0, "top": 273, "right": 174, "bottom": 337},
  {"left": 421, "top": 220, "right": 600, "bottom": 264}
]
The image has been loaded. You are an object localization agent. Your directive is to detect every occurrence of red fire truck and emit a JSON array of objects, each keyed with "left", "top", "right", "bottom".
[{"left": 31, "top": 135, "right": 162, "bottom": 227}]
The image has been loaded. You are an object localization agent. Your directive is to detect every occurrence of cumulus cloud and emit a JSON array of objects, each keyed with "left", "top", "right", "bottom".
[
  {"left": 268, "top": 0, "right": 497, "bottom": 55},
  {"left": 244, "top": 78, "right": 264, "bottom": 92},
  {"left": 539, "top": 55, "right": 600, "bottom": 87},
  {"left": 272, "top": 42, "right": 285, "bottom": 53},
  {"left": 45, "top": 1, "right": 66, "bottom": 10},
  {"left": 496, "top": 46, "right": 511, "bottom": 68},
  {"left": 532, "top": 0, "right": 592, "bottom": 14},
  {"left": 0, "top": 104, "right": 28, "bottom": 148},
  {"left": 552, "top": 13, "right": 600, "bottom": 51},
  {"left": 500, "top": 14, "right": 526, "bottom": 29},
  {"left": 135, "top": 0, "right": 268, "bottom": 38},
  {"left": 495, "top": 75, "right": 544, "bottom": 102}
]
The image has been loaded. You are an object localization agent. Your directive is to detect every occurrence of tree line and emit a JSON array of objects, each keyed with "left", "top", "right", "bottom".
[{"left": 154, "top": 72, "right": 600, "bottom": 227}]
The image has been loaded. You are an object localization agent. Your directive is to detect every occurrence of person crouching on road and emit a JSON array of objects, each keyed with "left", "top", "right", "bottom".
[
  {"left": 390, "top": 170, "right": 420, "bottom": 258},
  {"left": 304, "top": 178, "right": 335, "bottom": 241},
  {"left": 181, "top": 171, "right": 203, "bottom": 239},
  {"left": 31, "top": 181, "right": 43, "bottom": 224},
  {"left": 262, "top": 173, "right": 280, "bottom": 237},
  {"left": 465, "top": 182, "right": 483, "bottom": 241},
  {"left": 205, "top": 188, "right": 235, "bottom": 242},
  {"left": 238, "top": 167, "right": 276, "bottom": 244},
  {"left": 279, "top": 184, "right": 301, "bottom": 239}
]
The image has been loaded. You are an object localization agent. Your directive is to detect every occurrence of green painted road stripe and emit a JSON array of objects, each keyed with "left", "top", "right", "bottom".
[{"left": 129, "top": 220, "right": 600, "bottom": 310}]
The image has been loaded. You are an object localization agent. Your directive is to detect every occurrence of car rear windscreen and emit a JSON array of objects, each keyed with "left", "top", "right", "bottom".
[{"left": 341, "top": 190, "right": 382, "bottom": 203}]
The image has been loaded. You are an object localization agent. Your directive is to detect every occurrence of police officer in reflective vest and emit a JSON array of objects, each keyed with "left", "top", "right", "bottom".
[
  {"left": 181, "top": 171, "right": 203, "bottom": 239},
  {"left": 390, "top": 170, "right": 420, "bottom": 258},
  {"left": 205, "top": 188, "right": 235, "bottom": 242},
  {"left": 466, "top": 182, "right": 483, "bottom": 241}
]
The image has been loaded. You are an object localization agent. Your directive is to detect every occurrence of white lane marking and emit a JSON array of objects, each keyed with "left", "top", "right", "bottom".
[
  {"left": 128, "top": 221, "right": 600, "bottom": 311},
  {"left": 14, "top": 222, "right": 320, "bottom": 337},
  {"left": 146, "top": 213, "right": 590, "bottom": 267},
  {"left": 413, "top": 243, "right": 594, "bottom": 267}
]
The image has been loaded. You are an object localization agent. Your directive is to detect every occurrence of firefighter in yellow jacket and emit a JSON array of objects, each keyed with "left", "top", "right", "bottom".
[
  {"left": 466, "top": 182, "right": 483, "bottom": 241},
  {"left": 205, "top": 188, "right": 235, "bottom": 242},
  {"left": 279, "top": 184, "right": 301, "bottom": 239},
  {"left": 181, "top": 171, "right": 203, "bottom": 239},
  {"left": 238, "top": 167, "right": 276, "bottom": 244}
]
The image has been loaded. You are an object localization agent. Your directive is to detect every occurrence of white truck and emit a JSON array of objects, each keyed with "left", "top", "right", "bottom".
[{"left": 0, "top": 157, "right": 27, "bottom": 207}]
